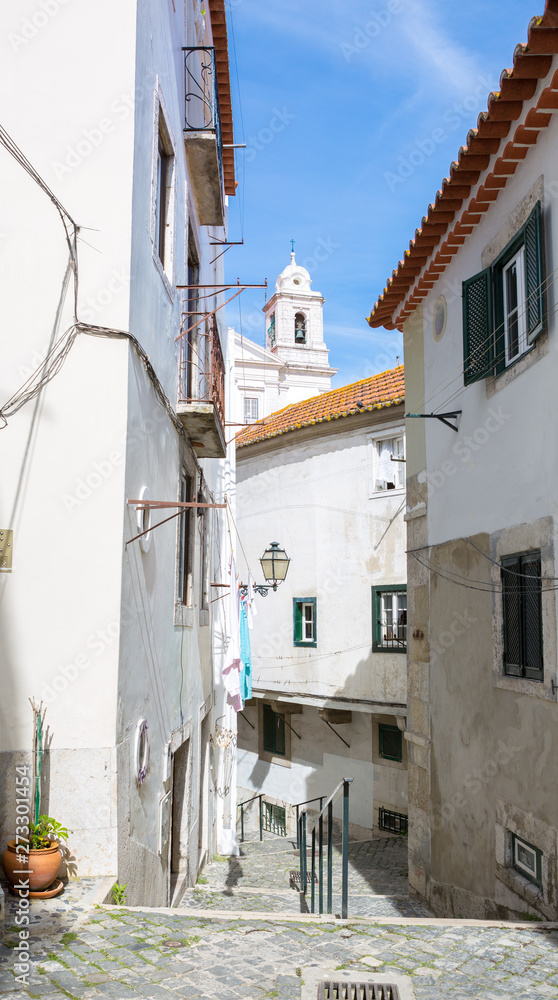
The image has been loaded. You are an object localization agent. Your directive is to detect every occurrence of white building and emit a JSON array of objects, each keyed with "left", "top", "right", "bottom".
[
  {"left": 234, "top": 368, "right": 408, "bottom": 839},
  {"left": 0, "top": 0, "right": 241, "bottom": 906},
  {"left": 368, "top": 0, "right": 558, "bottom": 919},
  {"left": 234, "top": 252, "right": 338, "bottom": 425}
]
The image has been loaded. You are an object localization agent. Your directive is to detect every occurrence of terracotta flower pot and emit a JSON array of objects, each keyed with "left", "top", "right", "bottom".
[{"left": 2, "top": 839, "right": 62, "bottom": 892}]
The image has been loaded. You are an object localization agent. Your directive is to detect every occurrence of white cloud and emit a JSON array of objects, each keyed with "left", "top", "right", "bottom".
[{"left": 401, "top": 0, "right": 487, "bottom": 97}]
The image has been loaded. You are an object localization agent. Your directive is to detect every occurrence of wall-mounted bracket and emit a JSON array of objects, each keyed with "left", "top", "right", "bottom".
[
  {"left": 405, "top": 410, "right": 462, "bottom": 432},
  {"left": 125, "top": 499, "right": 226, "bottom": 546}
]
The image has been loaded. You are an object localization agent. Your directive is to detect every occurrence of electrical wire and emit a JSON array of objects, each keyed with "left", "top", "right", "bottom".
[
  {"left": 226, "top": 496, "right": 252, "bottom": 576},
  {"left": 410, "top": 261, "right": 558, "bottom": 418},
  {"left": 409, "top": 550, "right": 558, "bottom": 595},
  {"left": 465, "top": 536, "right": 558, "bottom": 583}
]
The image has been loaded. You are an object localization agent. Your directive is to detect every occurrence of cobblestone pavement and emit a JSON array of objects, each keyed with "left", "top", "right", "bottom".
[
  {"left": 2, "top": 909, "right": 558, "bottom": 999},
  {"left": 184, "top": 835, "right": 429, "bottom": 917}
]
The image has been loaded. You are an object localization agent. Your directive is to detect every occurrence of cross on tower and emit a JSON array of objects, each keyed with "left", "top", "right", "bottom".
[{"left": 290, "top": 238, "right": 295, "bottom": 253}]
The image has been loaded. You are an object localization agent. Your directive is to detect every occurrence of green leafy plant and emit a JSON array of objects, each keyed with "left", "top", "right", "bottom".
[
  {"left": 28, "top": 816, "right": 69, "bottom": 849},
  {"left": 112, "top": 882, "right": 128, "bottom": 905}
]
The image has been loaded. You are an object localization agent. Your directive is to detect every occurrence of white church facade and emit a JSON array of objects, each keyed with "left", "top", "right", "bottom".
[{"left": 233, "top": 252, "right": 338, "bottom": 425}]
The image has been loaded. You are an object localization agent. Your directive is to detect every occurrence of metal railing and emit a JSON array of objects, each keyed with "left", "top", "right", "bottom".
[
  {"left": 178, "top": 317, "right": 225, "bottom": 433},
  {"left": 298, "top": 777, "right": 353, "bottom": 919},
  {"left": 237, "top": 793, "right": 263, "bottom": 843},
  {"left": 183, "top": 45, "right": 224, "bottom": 193},
  {"left": 294, "top": 796, "right": 324, "bottom": 848}
]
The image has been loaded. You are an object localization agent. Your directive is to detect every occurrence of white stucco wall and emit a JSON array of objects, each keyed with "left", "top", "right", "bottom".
[
  {"left": 0, "top": 0, "right": 237, "bottom": 900},
  {"left": 235, "top": 414, "right": 407, "bottom": 707},
  {"left": 416, "top": 105, "right": 558, "bottom": 547},
  {"left": 234, "top": 406, "right": 408, "bottom": 832}
]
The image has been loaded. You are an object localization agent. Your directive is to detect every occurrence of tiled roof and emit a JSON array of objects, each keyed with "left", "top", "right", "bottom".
[
  {"left": 236, "top": 366, "right": 405, "bottom": 448},
  {"left": 368, "top": 0, "right": 558, "bottom": 331},
  {"left": 208, "top": 0, "right": 235, "bottom": 196}
]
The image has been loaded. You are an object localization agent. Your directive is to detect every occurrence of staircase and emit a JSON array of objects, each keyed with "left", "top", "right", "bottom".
[{"left": 179, "top": 832, "right": 430, "bottom": 918}]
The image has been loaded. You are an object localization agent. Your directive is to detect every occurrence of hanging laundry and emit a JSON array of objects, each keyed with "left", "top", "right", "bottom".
[{"left": 239, "top": 601, "right": 252, "bottom": 702}]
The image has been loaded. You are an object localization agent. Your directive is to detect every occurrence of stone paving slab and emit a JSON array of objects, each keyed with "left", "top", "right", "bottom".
[
  {"left": 205, "top": 837, "right": 410, "bottom": 897},
  {"left": 2, "top": 911, "right": 558, "bottom": 999},
  {"left": 181, "top": 887, "right": 431, "bottom": 918}
]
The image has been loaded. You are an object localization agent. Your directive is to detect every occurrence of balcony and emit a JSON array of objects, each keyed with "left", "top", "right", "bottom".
[
  {"left": 177, "top": 317, "right": 226, "bottom": 459},
  {"left": 183, "top": 46, "right": 225, "bottom": 227}
]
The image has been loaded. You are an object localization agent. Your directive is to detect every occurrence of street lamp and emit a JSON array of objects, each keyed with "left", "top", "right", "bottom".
[{"left": 240, "top": 542, "right": 291, "bottom": 597}]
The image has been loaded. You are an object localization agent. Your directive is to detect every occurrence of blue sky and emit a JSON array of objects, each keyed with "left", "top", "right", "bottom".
[{"left": 224, "top": 0, "right": 539, "bottom": 387}]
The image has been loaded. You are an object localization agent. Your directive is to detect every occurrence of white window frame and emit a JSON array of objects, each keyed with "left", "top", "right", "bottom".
[
  {"left": 503, "top": 247, "right": 528, "bottom": 366},
  {"left": 302, "top": 602, "right": 315, "bottom": 642},
  {"left": 151, "top": 87, "right": 176, "bottom": 292},
  {"left": 512, "top": 833, "right": 542, "bottom": 886},
  {"left": 377, "top": 590, "right": 407, "bottom": 651},
  {"left": 368, "top": 427, "right": 405, "bottom": 497},
  {"left": 244, "top": 397, "right": 259, "bottom": 423}
]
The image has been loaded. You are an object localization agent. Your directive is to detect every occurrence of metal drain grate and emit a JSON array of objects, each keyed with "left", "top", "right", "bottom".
[
  {"left": 318, "top": 983, "right": 400, "bottom": 1000},
  {"left": 290, "top": 869, "right": 318, "bottom": 888}
]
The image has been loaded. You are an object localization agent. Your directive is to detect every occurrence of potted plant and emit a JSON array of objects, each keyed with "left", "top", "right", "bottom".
[{"left": 2, "top": 815, "right": 69, "bottom": 894}]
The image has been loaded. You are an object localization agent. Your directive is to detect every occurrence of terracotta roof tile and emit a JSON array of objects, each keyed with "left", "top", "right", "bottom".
[
  {"left": 368, "top": 1, "right": 558, "bottom": 331},
  {"left": 236, "top": 367, "right": 405, "bottom": 449}
]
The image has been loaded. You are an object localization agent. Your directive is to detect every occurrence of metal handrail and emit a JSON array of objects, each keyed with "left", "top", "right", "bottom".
[
  {"left": 293, "top": 796, "right": 325, "bottom": 849},
  {"left": 298, "top": 777, "right": 353, "bottom": 919},
  {"left": 237, "top": 793, "right": 263, "bottom": 843}
]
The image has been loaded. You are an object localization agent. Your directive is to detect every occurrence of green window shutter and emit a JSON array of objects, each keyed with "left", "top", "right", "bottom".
[
  {"left": 263, "top": 704, "right": 276, "bottom": 752},
  {"left": 522, "top": 554, "right": 543, "bottom": 680},
  {"left": 275, "top": 714, "right": 285, "bottom": 755},
  {"left": 462, "top": 267, "right": 493, "bottom": 385},
  {"left": 263, "top": 704, "right": 285, "bottom": 755},
  {"left": 524, "top": 201, "right": 544, "bottom": 344},
  {"left": 293, "top": 601, "right": 302, "bottom": 643}
]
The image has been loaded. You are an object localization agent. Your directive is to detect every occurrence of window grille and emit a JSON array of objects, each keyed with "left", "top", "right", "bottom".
[
  {"left": 263, "top": 801, "right": 286, "bottom": 836},
  {"left": 379, "top": 809, "right": 408, "bottom": 834},
  {"left": 379, "top": 724, "right": 403, "bottom": 762}
]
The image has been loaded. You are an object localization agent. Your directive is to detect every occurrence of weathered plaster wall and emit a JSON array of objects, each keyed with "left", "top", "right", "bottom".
[
  {"left": 237, "top": 703, "right": 407, "bottom": 838},
  {"left": 402, "top": 62, "right": 558, "bottom": 917}
]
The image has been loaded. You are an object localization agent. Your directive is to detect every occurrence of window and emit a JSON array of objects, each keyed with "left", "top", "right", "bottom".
[
  {"left": 263, "top": 704, "right": 285, "bottom": 756},
  {"left": 182, "top": 230, "right": 200, "bottom": 399},
  {"left": 502, "top": 551, "right": 543, "bottom": 680},
  {"left": 244, "top": 397, "right": 259, "bottom": 423},
  {"left": 379, "top": 724, "right": 403, "bottom": 762},
  {"left": 373, "top": 435, "right": 405, "bottom": 492},
  {"left": 512, "top": 833, "right": 542, "bottom": 887},
  {"left": 178, "top": 471, "right": 194, "bottom": 606},
  {"left": 294, "top": 312, "right": 306, "bottom": 344},
  {"left": 462, "top": 202, "right": 544, "bottom": 384},
  {"left": 154, "top": 118, "right": 174, "bottom": 273},
  {"left": 293, "top": 598, "right": 316, "bottom": 647},
  {"left": 372, "top": 586, "right": 407, "bottom": 652}
]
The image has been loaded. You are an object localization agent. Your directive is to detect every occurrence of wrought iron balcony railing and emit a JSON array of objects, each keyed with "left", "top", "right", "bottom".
[
  {"left": 183, "top": 46, "right": 224, "bottom": 206},
  {"left": 177, "top": 316, "right": 226, "bottom": 458}
]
